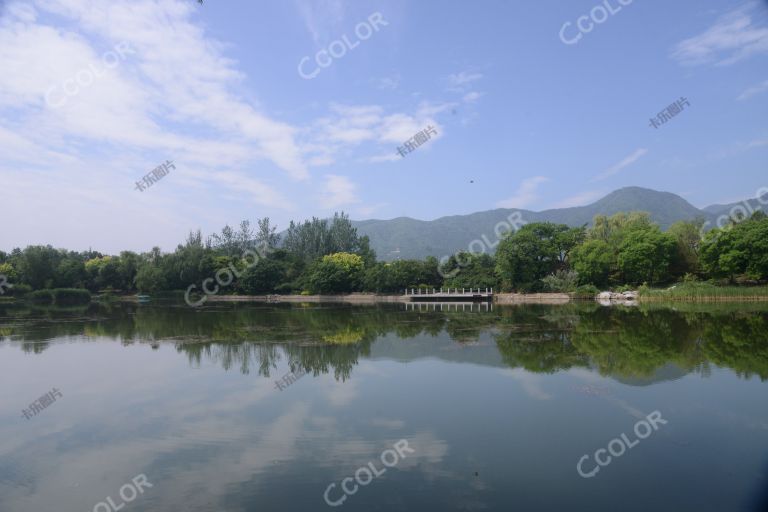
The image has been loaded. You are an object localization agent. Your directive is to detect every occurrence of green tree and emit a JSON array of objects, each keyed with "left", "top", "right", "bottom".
[
  {"left": 668, "top": 220, "right": 704, "bottom": 277},
  {"left": 495, "top": 223, "right": 580, "bottom": 291},
  {"left": 309, "top": 252, "right": 364, "bottom": 293},
  {"left": 55, "top": 258, "right": 87, "bottom": 288},
  {"left": 256, "top": 217, "right": 280, "bottom": 251},
  {"left": 570, "top": 239, "right": 612, "bottom": 287},
  {"left": 16, "top": 245, "right": 62, "bottom": 289},
  {"left": 441, "top": 252, "right": 497, "bottom": 289},
  {"left": 239, "top": 256, "right": 288, "bottom": 293},
  {"left": 700, "top": 216, "right": 768, "bottom": 281},
  {"left": 616, "top": 227, "right": 676, "bottom": 285}
]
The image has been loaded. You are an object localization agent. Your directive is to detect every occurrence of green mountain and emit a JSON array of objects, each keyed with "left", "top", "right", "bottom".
[
  {"left": 353, "top": 187, "right": 726, "bottom": 261},
  {"left": 701, "top": 191, "right": 767, "bottom": 218}
]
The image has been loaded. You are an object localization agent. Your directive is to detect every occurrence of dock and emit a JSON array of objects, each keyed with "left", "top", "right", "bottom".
[
  {"left": 404, "top": 301, "right": 493, "bottom": 312},
  {"left": 403, "top": 287, "right": 493, "bottom": 302}
]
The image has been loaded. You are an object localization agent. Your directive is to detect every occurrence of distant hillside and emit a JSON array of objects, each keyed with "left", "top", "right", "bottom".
[
  {"left": 354, "top": 187, "right": 722, "bottom": 261},
  {"left": 702, "top": 191, "right": 767, "bottom": 218}
]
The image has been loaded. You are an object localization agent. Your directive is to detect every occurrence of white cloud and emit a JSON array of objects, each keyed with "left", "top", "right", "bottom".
[
  {"left": 295, "top": 0, "right": 345, "bottom": 45},
  {"left": 367, "top": 152, "right": 400, "bottom": 163},
  {"left": 0, "top": 0, "right": 322, "bottom": 252},
  {"left": 320, "top": 174, "right": 360, "bottom": 209},
  {"left": 448, "top": 71, "right": 483, "bottom": 87},
  {"left": 737, "top": 79, "right": 768, "bottom": 100},
  {"left": 496, "top": 176, "right": 549, "bottom": 209},
  {"left": 0, "top": 0, "right": 309, "bottom": 180},
  {"left": 209, "top": 171, "right": 294, "bottom": 210},
  {"left": 356, "top": 202, "right": 387, "bottom": 217},
  {"left": 591, "top": 148, "right": 648, "bottom": 182},
  {"left": 498, "top": 369, "right": 551, "bottom": 401},
  {"left": 462, "top": 91, "right": 483, "bottom": 103},
  {"left": 671, "top": 3, "right": 768, "bottom": 66},
  {"left": 308, "top": 102, "right": 445, "bottom": 164},
  {"left": 375, "top": 75, "right": 400, "bottom": 90}
]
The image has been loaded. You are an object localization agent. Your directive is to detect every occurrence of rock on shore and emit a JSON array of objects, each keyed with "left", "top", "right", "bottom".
[{"left": 597, "top": 291, "right": 638, "bottom": 306}]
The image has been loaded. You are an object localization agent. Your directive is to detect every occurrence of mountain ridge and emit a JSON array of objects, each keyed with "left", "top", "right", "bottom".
[{"left": 352, "top": 186, "right": 761, "bottom": 261}]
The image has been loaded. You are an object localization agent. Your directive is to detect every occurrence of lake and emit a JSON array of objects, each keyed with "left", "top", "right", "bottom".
[{"left": 1, "top": 301, "right": 767, "bottom": 512}]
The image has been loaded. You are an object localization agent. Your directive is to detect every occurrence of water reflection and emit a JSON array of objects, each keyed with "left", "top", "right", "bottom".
[
  {"left": 1, "top": 301, "right": 767, "bottom": 382},
  {"left": 1, "top": 302, "right": 767, "bottom": 512}
]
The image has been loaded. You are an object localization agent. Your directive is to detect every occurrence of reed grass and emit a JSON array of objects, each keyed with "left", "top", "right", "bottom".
[{"left": 639, "top": 282, "right": 768, "bottom": 302}]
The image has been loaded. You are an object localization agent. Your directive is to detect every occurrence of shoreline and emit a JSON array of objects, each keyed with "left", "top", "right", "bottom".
[
  {"left": 6, "top": 291, "right": 767, "bottom": 306},
  {"left": 169, "top": 291, "right": 768, "bottom": 305},
  {"left": 184, "top": 292, "right": 577, "bottom": 305}
]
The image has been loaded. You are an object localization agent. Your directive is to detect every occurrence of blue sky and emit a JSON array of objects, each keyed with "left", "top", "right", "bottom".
[{"left": 0, "top": 0, "right": 766, "bottom": 253}]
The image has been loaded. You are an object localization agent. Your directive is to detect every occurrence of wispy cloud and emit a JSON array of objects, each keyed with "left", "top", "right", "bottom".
[
  {"left": 295, "top": 0, "right": 345, "bottom": 45},
  {"left": 0, "top": 0, "right": 309, "bottom": 180},
  {"left": 463, "top": 91, "right": 483, "bottom": 103},
  {"left": 320, "top": 174, "right": 360, "bottom": 209},
  {"left": 671, "top": 3, "right": 768, "bottom": 66},
  {"left": 496, "top": 176, "right": 549, "bottom": 209},
  {"left": 448, "top": 71, "right": 483, "bottom": 87},
  {"left": 375, "top": 75, "right": 401, "bottom": 90},
  {"left": 591, "top": 148, "right": 648, "bottom": 182},
  {"left": 498, "top": 369, "right": 552, "bottom": 401},
  {"left": 737, "top": 79, "right": 768, "bottom": 100},
  {"left": 309, "top": 102, "right": 445, "bottom": 164},
  {"left": 356, "top": 202, "right": 388, "bottom": 217}
]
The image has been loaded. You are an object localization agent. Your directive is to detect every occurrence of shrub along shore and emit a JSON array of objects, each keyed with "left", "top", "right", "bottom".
[{"left": 1, "top": 210, "right": 767, "bottom": 304}]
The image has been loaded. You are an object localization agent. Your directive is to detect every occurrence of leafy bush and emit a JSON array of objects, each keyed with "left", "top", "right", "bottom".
[
  {"left": 4, "top": 283, "right": 32, "bottom": 297},
  {"left": 574, "top": 284, "right": 600, "bottom": 298},
  {"left": 541, "top": 270, "right": 579, "bottom": 292},
  {"left": 308, "top": 252, "right": 364, "bottom": 294},
  {"left": 52, "top": 288, "right": 92, "bottom": 304},
  {"left": 274, "top": 282, "right": 298, "bottom": 294},
  {"left": 682, "top": 273, "right": 699, "bottom": 283},
  {"left": 28, "top": 289, "right": 54, "bottom": 303}
]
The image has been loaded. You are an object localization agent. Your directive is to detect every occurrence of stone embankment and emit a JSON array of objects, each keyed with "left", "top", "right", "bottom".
[{"left": 596, "top": 291, "right": 638, "bottom": 306}]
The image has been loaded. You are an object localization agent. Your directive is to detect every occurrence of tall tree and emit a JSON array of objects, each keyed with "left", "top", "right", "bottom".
[{"left": 256, "top": 217, "right": 280, "bottom": 252}]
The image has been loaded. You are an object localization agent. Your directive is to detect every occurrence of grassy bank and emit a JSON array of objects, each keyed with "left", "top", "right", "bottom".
[
  {"left": 639, "top": 282, "right": 768, "bottom": 302},
  {"left": 26, "top": 288, "right": 92, "bottom": 305}
]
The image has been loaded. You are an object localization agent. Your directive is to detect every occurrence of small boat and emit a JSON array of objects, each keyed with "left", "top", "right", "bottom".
[{"left": 136, "top": 295, "right": 151, "bottom": 303}]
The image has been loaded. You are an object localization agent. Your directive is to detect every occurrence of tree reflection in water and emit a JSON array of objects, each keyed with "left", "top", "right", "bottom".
[{"left": 1, "top": 301, "right": 767, "bottom": 382}]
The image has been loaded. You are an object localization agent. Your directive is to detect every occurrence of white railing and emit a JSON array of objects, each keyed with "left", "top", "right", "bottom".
[{"left": 404, "top": 287, "right": 493, "bottom": 296}]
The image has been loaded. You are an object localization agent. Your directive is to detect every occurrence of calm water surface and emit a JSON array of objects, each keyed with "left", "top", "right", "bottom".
[{"left": 1, "top": 301, "right": 767, "bottom": 512}]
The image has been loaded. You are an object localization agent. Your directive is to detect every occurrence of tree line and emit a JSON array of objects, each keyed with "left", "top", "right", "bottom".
[{"left": 1, "top": 210, "right": 766, "bottom": 297}]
